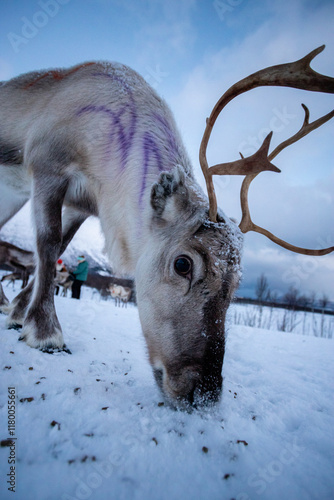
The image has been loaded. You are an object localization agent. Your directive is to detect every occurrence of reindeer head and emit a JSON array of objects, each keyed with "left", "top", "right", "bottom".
[
  {"left": 135, "top": 167, "right": 242, "bottom": 409},
  {"left": 137, "top": 46, "right": 334, "bottom": 410}
]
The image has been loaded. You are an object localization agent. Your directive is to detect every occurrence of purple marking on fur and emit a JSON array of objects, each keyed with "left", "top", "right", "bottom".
[
  {"left": 77, "top": 71, "right": 184, "bottom": 212},
  {"left": 153, "top": 112, "right": 184, "bottom": 166},
  {"left": 138, "top": 112, "right": 188, "bottom": 209},
  {"left": 77, "top": 102, "right": 137, "bottom": 171},
  {"left": 139, "top": 132, "right": 164, "bottom": 208},
  {"left": 77, "top": 70, "right": 138, "bottom": 169},
  {"left": 94, "top": 71, "right": 148, "bottom": 172},
  {"left": 92, "top": 72, "right": 135, "bottom": 93}
]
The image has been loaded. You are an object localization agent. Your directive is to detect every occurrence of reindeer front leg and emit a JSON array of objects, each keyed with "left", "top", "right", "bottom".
[
  {"left": 18, "top": 176, "right": 68, "bottom": 351},
  {"left": 6, "top": 206, "right": 87, "bottom": 327},
  {"left": 0, "top": 283, "right": 9, "bottom": 310}
]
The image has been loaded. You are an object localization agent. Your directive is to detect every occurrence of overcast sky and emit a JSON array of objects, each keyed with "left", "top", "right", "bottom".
[{"left": 1, "top": 0, "right": 333, "bottom": 301}]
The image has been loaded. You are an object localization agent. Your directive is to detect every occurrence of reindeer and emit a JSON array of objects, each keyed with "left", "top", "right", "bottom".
[
  {"left": 54, "top": 270, "right": 72, "bottom": 297},
  {"left": 0, "top": 241, "right": 34, "bottom": 299},
  {"left": 1, "top": 272, "right": 24, "bottom": 290},
  {"left": 0, "top": 47, "right": 333, "bottom": 408},
  {"left": 108, "top": 284, "right": 132, "bottom": 307},
  {"left": 60, "top": 278, "right": 73, "bottom": 298}
]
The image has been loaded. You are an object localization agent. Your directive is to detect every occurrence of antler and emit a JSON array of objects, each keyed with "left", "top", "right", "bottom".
[{"left": 199, "top": 45, "right": 334, "bottom": 255}]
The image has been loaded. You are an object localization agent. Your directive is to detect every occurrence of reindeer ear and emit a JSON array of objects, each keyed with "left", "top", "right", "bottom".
[{"left": 150, "top": 166, "right": 188, "bottom": 223}]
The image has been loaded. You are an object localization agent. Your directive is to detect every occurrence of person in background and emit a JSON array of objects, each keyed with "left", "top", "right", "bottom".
[
  {"left": 71, "top": 255, "right": 89, "bottom": 299},
  {"left": 54, "top": 259, "right": 68, "bottom": 296}
]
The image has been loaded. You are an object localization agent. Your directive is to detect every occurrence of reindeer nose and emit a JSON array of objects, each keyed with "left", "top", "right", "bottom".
[
  {"left": 191, "top": 383, "right": 221, "bottom": 407},
  {"left": 174, "top": 374, "right": 223, "bottom": 409},
  {"left": 193, "top": 371, "right": 223, "bottom": 406},
  {"left": 174, "top": 382, "right": 222, "bottom": 410},
  {"left": 153, "top": 365, "right": 222, "bottom": 409}
]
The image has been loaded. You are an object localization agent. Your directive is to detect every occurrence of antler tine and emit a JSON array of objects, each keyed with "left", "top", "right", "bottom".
[
  {"left": 199, "top": 45, "right": 334, "bottom": 223},
  {"left": 209, "top": 132, "right": 280, "bottom": 176},
  {"left": 239, "top": 104, "right": 334, "bottom": 256},
  {"left": 268, "top": 104, "right": 334, "bottom": 161}
]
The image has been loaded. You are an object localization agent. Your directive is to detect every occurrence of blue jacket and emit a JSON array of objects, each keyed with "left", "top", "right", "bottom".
[{"left": 72, "top": 260, "right": 89, "bottom": 282}]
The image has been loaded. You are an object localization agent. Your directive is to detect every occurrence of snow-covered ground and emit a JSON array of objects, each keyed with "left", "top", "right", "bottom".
[{"left": 0, "top": 285, "right": 333, "bottom": 500}]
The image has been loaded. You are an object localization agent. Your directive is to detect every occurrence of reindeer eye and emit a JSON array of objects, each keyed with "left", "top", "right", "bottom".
[{"left": 174, "top": 256, "right": 192, "bottom": 279}]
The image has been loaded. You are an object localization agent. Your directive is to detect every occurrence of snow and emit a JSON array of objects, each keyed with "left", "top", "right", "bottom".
[{"left": 0, "top": 285, "right": 333, "bottom": 500}]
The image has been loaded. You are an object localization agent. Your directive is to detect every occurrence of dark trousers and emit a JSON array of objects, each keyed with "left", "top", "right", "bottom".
[{"left": 72, "top": 279, "right": 84, "bottom": 299}]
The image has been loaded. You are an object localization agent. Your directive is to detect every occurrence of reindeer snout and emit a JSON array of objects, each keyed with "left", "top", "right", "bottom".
[
  {"left": 191, "top": 375, "right": 222, "bottom": 407},
  {"left": 154, "top": 365, "right": 222, "bottom": 409}
]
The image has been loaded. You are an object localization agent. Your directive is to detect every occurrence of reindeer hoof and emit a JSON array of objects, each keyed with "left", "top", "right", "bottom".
[
  {"left": 40, "top": 344, "right": 72, "bottom": 355},
  {"left": 9, "top": 323, "right": 23, "bottom": 331},
  {"left": 0, "top": 299, "right": 10, "bottom": 313}
]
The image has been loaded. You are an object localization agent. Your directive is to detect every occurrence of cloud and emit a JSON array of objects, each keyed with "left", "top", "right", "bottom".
[
  {"left": 240, "top": 236, "right": 334, "bottom": 301},
  {"left": 111, "top": 0, "right": 197, "bottom": 68}
]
